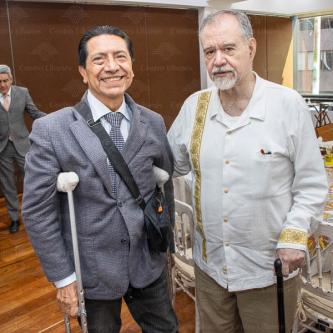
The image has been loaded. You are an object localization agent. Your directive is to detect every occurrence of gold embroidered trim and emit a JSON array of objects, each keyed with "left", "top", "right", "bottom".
[
  {"left": 190, "top": 91, "right": 211, "bottom": 262},
  {"left": 279, "top": 228, "right": 308, "bottom": 246}
]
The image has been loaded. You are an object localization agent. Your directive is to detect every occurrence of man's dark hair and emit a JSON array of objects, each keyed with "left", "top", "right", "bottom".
[{"left": 78, "top": 25, "right": 134, "bottom": 67}]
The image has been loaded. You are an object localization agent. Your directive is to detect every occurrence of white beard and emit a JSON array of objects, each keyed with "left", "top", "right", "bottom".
[
  {"left": 213, "top": 74, "right": 238, "bottom": 91},
  {"left": 211, "top": 66, "right": 238, "bottom": 91}
]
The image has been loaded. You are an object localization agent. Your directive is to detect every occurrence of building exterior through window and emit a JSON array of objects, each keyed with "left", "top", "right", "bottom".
[{"left": 294, "top": 15, "right": 333, "bottom": 94}]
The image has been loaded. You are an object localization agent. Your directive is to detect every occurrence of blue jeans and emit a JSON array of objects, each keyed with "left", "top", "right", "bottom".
[{"left": 84, "top": 269, "right": 178, "bottom": 333}]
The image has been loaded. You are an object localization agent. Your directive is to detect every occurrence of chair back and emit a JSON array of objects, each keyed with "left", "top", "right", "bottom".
[
  {"left": 303, "top": 222, "right": 333, "bottom": 292},
  {"left": 173, "top": 176, "right": 192, "bottom": 205},
  {"left": 174, "top": 199, "right": 195, "bottom": 267},
  {"left": 295, "top": 222, "right": 333, "bottom": 332},
  {"left": 173, "top": 199, "right": 200, "bottom": 333}
]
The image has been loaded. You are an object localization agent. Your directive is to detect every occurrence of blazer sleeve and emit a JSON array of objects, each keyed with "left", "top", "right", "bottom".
[
  {"left": 22, "top": 117, "right": 74, "bottom": 282},
  {"left": 154, "top": 116, "right": 175, "bottom": 251},
  {"left": 24, "top": 87, "right": 47, "bottom": 119}
]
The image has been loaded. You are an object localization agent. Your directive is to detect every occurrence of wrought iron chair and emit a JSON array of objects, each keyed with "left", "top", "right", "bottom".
[
  {"left": 173, "top": 175, "right": 192, "bottom": 205},
  {"left": 172, "top": 195, "right": 199, "bottom": 333},
  {"left": 173, "top": 199, "right": 195, "bottom": 300},
  {"left": 293, "top": 222, "right": 333, "bottom": 332}
]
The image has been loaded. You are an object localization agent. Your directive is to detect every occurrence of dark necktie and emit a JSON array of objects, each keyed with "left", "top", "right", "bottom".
[{"left": 103, "top": 112, "right": 125, "bottom": 195}]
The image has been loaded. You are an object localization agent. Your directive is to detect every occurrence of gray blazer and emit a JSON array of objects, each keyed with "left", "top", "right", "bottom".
[
  {"left": 22, "top": 93, "right": 174, "bottom": 300},
  {"left": 0, "top": 85, "right": 46, "bottom": 156}
]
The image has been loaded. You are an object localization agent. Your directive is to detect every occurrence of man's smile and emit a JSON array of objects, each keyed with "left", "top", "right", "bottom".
[{"left": 100, "top": 76, "right": 124, "bottom": 83}]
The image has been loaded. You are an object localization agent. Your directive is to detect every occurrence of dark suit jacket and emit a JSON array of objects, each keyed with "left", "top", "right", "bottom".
[
  {"left": 22, "top": 93, "right": 174, "bottom": 300},
  {"left": 0, "top": 85, "right": 46, "bottom": 156}
]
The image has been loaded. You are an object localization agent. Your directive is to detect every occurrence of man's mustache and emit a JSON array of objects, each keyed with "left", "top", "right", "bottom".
[{"left": 212, "top": 67, "right": 235, "bottom": 75}]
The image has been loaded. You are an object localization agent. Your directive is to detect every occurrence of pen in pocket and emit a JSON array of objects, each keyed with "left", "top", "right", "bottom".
[{"left": 260, "top": 148, "right": 272, "bottom": 155}]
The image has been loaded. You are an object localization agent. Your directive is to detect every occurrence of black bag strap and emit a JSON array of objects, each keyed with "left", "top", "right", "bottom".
[{"left": 74, "top": 102, "right": 146, "bottom": 210}]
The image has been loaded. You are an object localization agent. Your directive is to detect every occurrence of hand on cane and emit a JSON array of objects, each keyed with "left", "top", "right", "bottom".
[
  {"left": 57, "top": 281, "right": 79, "bottom": 318},
  {"left": 276, "top": 248, "right": 305, "bottom": 277}
]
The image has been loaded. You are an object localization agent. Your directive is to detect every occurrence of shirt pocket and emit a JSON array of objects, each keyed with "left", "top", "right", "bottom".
[{"left": 249, "top": 152, "right": 282, "bottom": 199}]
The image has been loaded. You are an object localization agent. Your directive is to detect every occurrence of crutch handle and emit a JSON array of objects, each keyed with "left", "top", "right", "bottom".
[
  {"left": 57, "top": 172, "right": 79, "bottom": 193},
  {"left": 274, "top": 258, "right": 283, "bottom": 277}
]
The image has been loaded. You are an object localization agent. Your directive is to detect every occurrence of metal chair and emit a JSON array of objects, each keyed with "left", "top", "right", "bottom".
[
  {"left": 173, "top": 175, "right": 192, "bottom": 205},
  {"left": 172, "top": 198, "right": 199, "bottom": 333},
  {"left": 293, "top": 222, "right": 333, "bottom": 332},
  {"left": 173, "top": 199, "right": 195, "bottom": 299}
]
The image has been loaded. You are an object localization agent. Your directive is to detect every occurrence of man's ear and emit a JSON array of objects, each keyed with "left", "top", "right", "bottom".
[
  {"left": 78, "top": 66, "right": 88, "bottom": 84},
  {"left": 249, "top": 37, "right": 257, "bottom": 60}
]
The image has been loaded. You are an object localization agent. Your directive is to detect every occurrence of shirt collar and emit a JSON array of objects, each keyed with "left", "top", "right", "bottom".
[
  {"left": 208, "top": 72, "right": 266, "bottom": 122},
  {"left": 247, "top": 73, "right": 266, "bottom": 121},
  {"left": 1, "top": 87, "right": 12, "bottom": 98},
  {"left": 87, "top": 90, "right": 130, "bottom": 122}
]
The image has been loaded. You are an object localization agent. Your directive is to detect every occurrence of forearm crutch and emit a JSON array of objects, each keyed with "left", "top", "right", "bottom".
[
  {"left": 274, "top": 258, "right": 285, "bottom": 333},
  {"left": 57, "top": 172, "right": 88, "bottom": 333}
]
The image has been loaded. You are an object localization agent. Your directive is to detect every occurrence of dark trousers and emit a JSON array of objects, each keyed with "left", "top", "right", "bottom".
[
  {"left": 84, "top": 269, "right": 178, "bottom": 333},
  {"left": 0, "top": 141, "right": 25, "bottom": 221}
]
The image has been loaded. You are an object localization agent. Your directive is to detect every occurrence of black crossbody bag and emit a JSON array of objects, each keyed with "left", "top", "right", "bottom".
[{"left": 77, "top": 108, "right": 172, "bottom": 254}]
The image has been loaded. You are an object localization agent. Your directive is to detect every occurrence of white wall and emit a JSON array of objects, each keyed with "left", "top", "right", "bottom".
[
  {"left": 12, "top": 0, "right": 242, "bottom": 7},
  {"left": 11, "top": 0, "right": 333, "bottom": 16}
]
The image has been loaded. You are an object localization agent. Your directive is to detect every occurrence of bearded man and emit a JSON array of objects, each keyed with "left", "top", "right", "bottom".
[{"left": 168, "top": 10, "right": 327, "bottom": 333}]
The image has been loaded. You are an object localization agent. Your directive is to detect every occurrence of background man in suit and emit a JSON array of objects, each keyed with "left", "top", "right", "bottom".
[
  {"left": 0, "top": 65, "right": 45, "bottom": 233},
  {"left": 22, "top": 26, "right": 178, "bottom": 333}
]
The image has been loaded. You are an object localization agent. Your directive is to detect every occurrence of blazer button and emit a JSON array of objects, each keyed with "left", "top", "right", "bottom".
[
  {"left": 117, "top": 201, "right": 123, "bottom": 207},
  {"left": 120, "top": 239, "right": 127, "bottom": 244}
]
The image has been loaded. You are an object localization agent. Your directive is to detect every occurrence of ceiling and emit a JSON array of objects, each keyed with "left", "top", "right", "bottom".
[
  {"left": 7, "top": 0, "right": 333, "bottom": 17},
  {"left": 230, "top": 0, "right": 333, "bottom": 17}
]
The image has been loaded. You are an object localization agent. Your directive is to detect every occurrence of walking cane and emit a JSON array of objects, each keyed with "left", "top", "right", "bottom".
[
  {"left": 274, "top": 258, "right": 285, "bottom": 333},
  {"left": 57, "top": 172, "right": 88, "bottom": 333}
]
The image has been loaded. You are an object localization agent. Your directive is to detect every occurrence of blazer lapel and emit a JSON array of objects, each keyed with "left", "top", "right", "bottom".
[
  {"left": 122, "top": 94, "right": 147, "bottom": 163},
  {"left": 0, "top": 102, "right": 5, "bottom": 112},
  {"left": 70, "top": 99, "right": 114, "bottom": 198}
]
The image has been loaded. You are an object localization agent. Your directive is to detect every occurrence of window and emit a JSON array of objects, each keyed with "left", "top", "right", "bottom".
[
  {"left": 300, "top": 18, "right": 314, "bottom": 32},
  {"left": 321, "top": 51, "right": 333, "bottom": 71},
  {"left": 321, "top": 17, "right": 333, "bottom": 29},
  {"left": 297, "top": 52, "right": 313, "bottom": 70},
  {"left": 294, "top": 15, "right": 333, "bottom": 94}
]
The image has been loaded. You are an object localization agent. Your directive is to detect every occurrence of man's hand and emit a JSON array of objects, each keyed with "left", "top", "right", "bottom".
[
  {"left": 276, "top": 248, "right": 305, "bottom": 277},
  {"left": 56, "top": 281, "right": 78, "bottom": 317}
]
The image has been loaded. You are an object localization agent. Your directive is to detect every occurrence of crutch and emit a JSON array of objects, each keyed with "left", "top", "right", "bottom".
[
  {"left": 274, "top": 258, "right": 285, "bottom": 333},
  {"left": 57, "top": 172, "right": 88, "bottom": 333}
]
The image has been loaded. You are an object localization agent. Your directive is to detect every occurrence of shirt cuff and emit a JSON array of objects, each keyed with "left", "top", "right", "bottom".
[
  {"left": 54, "top": 272, "right": 77, "bottom": 288},
  {"left": 276, "top": 227, "right": 308, "bottom": 251}
]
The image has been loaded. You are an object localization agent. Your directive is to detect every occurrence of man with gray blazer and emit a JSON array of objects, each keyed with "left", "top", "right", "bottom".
[
  {"left": 0, "top": 65, "right": 46, "bottom": 233},
  {"left": 22, "top": 26, "right": 178, "bottom": 333}
]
